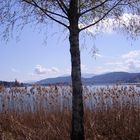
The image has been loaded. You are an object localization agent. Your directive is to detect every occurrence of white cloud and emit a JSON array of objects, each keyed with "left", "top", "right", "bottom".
[
  {"left": 121, "top": 50, "right": 140, "bottom": 72},
  {"left": 124, "top": 59, "right": 140, "bottom": 72},
  {"left": 81, "top": 64, "right": 87, "bottom": 71},
  {"left": 122, "top": 50, "right": 140, "bottom": 59},
  {"left": 34, "top": 65, "right": 60, "bottom": 75},
  {"left": 80, "top": 13, "right": 140, "bottom": 34},
  {"left": 102, "top": 50, "right": 140, "bottom": 73},
  {"left": 127, "top": 60, "right": 136, "bottom": 70},
  {"left": 33, "top": 50, "right": 140, "bottom": 78},
  {"left": 34, "top": 65, "right": 47, "bottom": 75},
  {"left": 51, "top": 67, "right": 60, "bottom": 73}
]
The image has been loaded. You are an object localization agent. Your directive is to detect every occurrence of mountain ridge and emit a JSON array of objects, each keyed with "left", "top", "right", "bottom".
[{"left": 36, "top": 72, "right": 140, "bottom": 85}]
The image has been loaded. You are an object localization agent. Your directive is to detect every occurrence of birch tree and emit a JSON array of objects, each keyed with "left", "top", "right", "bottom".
[{"left": 0, "top": 0, "right": 140, "bottom": 139}]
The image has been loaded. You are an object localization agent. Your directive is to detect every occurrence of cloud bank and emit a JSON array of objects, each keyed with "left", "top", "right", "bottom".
[
  {"left": 94, "top": 50, "right": 140, "bottom": 74},
  {"left": 34, "top": 65, "right": 60, "bottom": 75}
]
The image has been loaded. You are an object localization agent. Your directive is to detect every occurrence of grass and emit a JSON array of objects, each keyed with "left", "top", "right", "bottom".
[{"left": 0, "top": 85, "right": 140, "bottom": 140}]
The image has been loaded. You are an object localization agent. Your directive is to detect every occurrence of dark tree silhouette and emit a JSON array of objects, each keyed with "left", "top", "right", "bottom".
[
  {"left": 0, "top": 0, "right": 140, "bottom": 139},
  {"left": 14, "top": 79, "right": 20, "bottom": 87}
]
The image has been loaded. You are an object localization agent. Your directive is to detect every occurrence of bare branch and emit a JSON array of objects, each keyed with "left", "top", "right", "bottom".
[
  {"left": 80, "top": 0, "right": 110, "bottom": 17},
  {"left": 23, "top": 0, "right": 69, "bottom": 28},
  {"left": 44, "top": 12, "right": 69, "bottom": 28},
  {"left": 23, "top": 0, "right": 68, "bottom": 19},
  {"left": 56, "top": 0, "right": 68, "bottom": 16},
  {"left": 45, "top": 9, "right": 68, "bottom": 19},
  {"left": 58, "top": 0, "right": 68, "bottom": 12},
  {"left": 80, "top": 0, "right": 122, "bottom": 32}
]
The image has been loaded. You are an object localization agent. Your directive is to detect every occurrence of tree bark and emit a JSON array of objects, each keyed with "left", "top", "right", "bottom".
[
  {"left": 68, "top": 1, "right": 85, "bottom": 139},
  {"left": 69, "top": 25, "right": 85, "bottom": 140}
]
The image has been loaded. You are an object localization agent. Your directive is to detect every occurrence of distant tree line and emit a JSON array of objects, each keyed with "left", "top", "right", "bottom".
[{"left": 0, "top": 79, "right": 25, "bottom": 87}]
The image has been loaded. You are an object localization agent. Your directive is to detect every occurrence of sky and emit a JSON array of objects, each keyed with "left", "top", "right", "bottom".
[{"left": 0, "top": 16, "right": 140, "bottom": 82}]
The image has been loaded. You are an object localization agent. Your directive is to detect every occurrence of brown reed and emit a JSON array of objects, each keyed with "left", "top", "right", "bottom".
[{"left": 0, "top": 85, "right": 140, "bottom": 140}]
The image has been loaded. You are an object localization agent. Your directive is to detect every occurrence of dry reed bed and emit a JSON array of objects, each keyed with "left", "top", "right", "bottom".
[{"left": 0, "top": 85, "right": 140, "bottom": 139}]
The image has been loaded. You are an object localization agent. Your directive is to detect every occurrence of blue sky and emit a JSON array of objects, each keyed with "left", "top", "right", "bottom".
[{"left": 0, "top": 20, "right": 140, "bottom": 82}]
